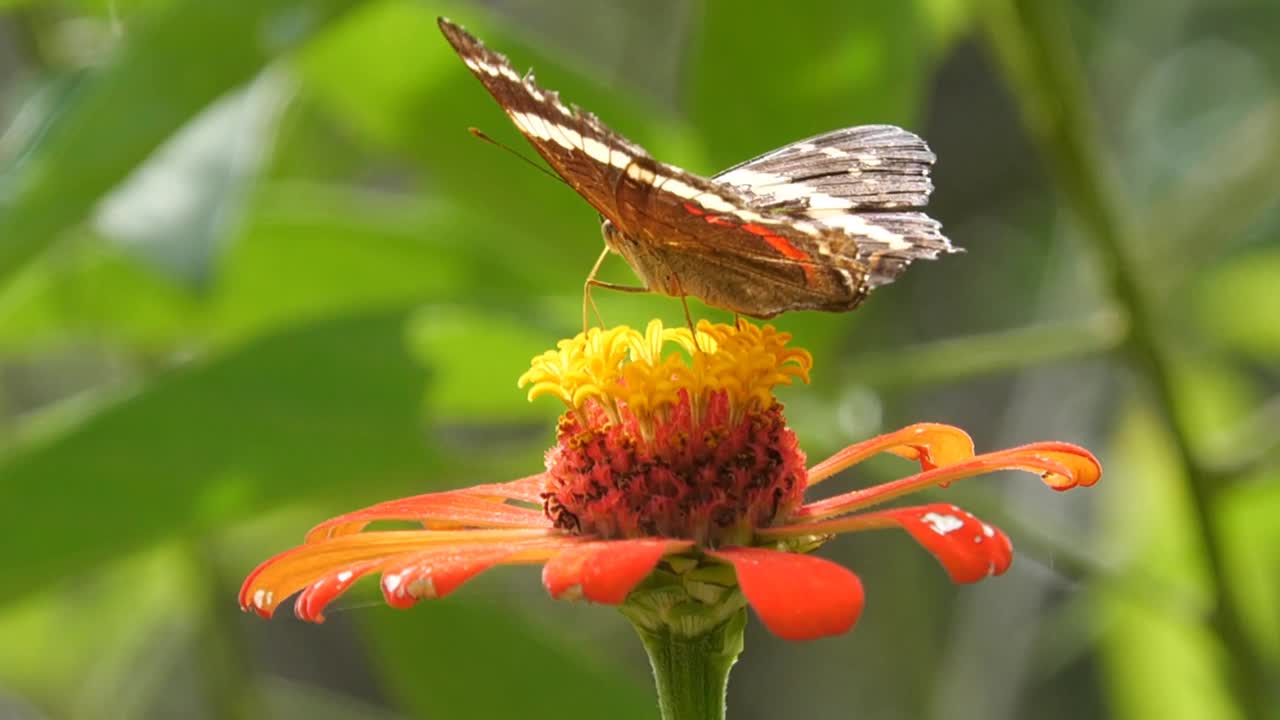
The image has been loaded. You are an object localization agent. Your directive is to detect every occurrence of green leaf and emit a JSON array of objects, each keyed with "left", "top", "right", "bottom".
[
  {"left": 0, "top": 309, "right": 432, "bottom": 603},
  {"left": 0, "top": 0, "right": 368, "bottom": 286},
  {"left": 1096, "top": 408, "right": 1240, "bottom": 720},
  {"left": 0, "top": 233, "right": 203, "bottom": 352},
  {"left": 1195, "top": 247, "right": 1280, "bottom": 361},
  {"left": 364, "top": 595, "right": 653, "bottom": 720}
]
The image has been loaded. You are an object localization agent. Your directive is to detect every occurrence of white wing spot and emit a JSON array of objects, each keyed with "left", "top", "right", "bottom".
[
  {"left": 717, "top": 167, "right": 786, "bottom": 189},
  {"left": 626, "top": 163, "right": 657, "bottom": 184},
  {"left": 695, "top": 192, "right": 735, "bottom": 213},
  {"left": 804, "top": 210, "right": 910, "bottom": 249},
  {"left": 510, "top": 111, "right": 550, "bottom": 141},
  {"left": 582, "top": 137, "right": 612, "bottom": 164},
  {"left": 608, "top": 148, "right": 633, "bottom": 169},
  {"left": 790, "top": 220, "right": 819, "bottom": 235},
  {"left": 806, "top": 193, "right": 854, "bottom": 210},
  {"left": 660, "top": 177, "right": 700, "bottom": 200},
  {"left": 820, "top": 146, "right": 849, "bottom": 158},
  {"left": 547, "top": 121, "right": 583, "bottom": 151}
]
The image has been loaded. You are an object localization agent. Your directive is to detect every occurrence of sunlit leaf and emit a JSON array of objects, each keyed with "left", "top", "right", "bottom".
[
  {"left": 0, "top": 310, "right": 431, "bottom": 603},
  {"left": 0, "top": 0, "right": 367, "bottom": 286},
  {"left": 364, "top": 593, "right": 653, "bottom": 720}
]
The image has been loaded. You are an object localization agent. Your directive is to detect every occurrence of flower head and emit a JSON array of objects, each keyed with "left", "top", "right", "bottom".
[{"left": 241, "top": 320, "right": 1100, "bottom": 641}]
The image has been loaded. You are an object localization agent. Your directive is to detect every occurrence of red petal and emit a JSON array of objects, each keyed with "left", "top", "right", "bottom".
[
  {"left": 889, "top": 504, "right": 1012, "bottom": 582},
  {"left": 706, "top": 547, "right": 864, "bottom": 641},
  {"left": 378, "top": 543, "right": 559, "bottom": 608},
  {"left": 807, "top": 423, "right": 975, "bottom": 486},
  {"left": 293, "top": 561, "right": 381, "bottom": 622},
  {"left": 542, "top": 539, "right": 692, "bottom": 604}
]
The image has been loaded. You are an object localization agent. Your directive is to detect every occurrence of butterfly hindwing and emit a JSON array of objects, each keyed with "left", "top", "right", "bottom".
[{"left": 714, "top": 126, "right": 954, "bottom": 287}]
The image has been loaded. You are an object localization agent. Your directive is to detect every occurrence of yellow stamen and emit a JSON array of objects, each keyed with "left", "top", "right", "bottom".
[{"left": 517, "top": 320, "right": 813, "bottom": 423}]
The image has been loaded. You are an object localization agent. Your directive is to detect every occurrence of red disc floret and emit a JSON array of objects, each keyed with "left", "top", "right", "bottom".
[{"left": 542, "top": 389, "right": 807, "bottom": 545}]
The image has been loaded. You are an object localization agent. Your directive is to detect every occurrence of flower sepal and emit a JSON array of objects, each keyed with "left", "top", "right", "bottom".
[
  {"left": 621, "top": 564, "right": 749, "bottom": 720},
  {"left": 620, "top": 559, "right": 747, "bottom": 639}
]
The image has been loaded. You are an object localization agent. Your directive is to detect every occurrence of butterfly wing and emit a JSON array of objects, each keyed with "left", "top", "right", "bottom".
[
  {"left": 440, "top": 18, "right": 952, "bottom": 317},
  {"left": 609, "top": 154, "right": 872, "bottom": 317},
  {"left": 438, "top": 18, "right": 646, "bottom": 224},
  {"left": 715, "top": 126, "right": 955, "bottom": 287}
]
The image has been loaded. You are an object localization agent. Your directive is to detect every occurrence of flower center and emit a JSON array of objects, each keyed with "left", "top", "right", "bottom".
[{"left": 519, "top": 321, "right": 812, "bottom": 545}]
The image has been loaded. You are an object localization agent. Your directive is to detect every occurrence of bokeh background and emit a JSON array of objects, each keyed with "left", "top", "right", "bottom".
[{"left": 1, "top": 0, "right": 1278, "bottom": 718}]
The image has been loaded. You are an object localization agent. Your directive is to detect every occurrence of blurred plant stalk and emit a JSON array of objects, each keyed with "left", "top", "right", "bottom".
[{"left": 982, "top": 1, "right": 1277, "bottom": 718}]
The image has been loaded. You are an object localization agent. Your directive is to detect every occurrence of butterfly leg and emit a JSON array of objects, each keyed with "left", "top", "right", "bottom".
[
  {"left": 583, "top": 245, "right": 649, "bottom": 331},
  {"left": 678, "top": 295, "right": 706, "bottom": 353}
]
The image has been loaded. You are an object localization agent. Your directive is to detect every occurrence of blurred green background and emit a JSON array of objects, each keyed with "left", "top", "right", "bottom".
[{"left": 1, "top": 0, "right": 1278, "bottom": 718}]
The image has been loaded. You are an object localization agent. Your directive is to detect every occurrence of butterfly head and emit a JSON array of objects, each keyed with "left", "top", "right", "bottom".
[{"left": 599, "top": 216, "right": 623, "bottom": 252}]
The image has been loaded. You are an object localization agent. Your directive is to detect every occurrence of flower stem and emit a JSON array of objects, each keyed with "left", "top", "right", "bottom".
[
  {"left": 631, "top": 607, "right": 747, "bottom": 720},
  {"left": 982, "top": 1, "right": 1275, "bottom": 716}
]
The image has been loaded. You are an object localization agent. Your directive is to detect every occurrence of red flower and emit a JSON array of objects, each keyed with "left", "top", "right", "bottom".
[{"left": 241, "top": 321, "right": 1100, "bottom": 641}]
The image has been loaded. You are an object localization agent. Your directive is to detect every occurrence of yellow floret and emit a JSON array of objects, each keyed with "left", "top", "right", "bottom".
[{"left": 517, "top": 320, "right": 813, "bottom": 421}]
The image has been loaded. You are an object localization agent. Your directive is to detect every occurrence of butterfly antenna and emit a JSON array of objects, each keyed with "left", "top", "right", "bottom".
[{"left": 468, "top": 127, "right": 568, "bottom": 187}]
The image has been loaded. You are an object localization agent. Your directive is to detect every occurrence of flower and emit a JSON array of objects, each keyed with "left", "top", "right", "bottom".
[{"left": 240, "top": 320, "right": 1100, "bottom": 641}]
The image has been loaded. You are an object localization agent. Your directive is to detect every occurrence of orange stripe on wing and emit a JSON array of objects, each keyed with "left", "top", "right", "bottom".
[{"left": 742, "top": 223, "right": 811, "bottom": 263}]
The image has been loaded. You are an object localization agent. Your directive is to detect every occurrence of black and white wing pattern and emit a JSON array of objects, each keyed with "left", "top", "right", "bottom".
[
  {"left": 438, "top": 17, "right": 647, "bottom": 226},
  {"left": 714, "top": 126, "right": 956, "bottom": 287},
  {"left": 440, "top": 17, "right": 955, "bottom": 318}
]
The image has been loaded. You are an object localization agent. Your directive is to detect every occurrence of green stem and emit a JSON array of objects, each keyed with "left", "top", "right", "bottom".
[
  {"left": 982, "top": 1, "right": 1274, "bottom": 716},
  {"left": 632, "top": 608, "right": 747, "bottom": 720},
  {"left": 842, "top": 308, "right": 1125, "bottom": 388}
]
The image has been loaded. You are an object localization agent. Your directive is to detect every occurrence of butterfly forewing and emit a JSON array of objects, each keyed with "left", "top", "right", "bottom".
[
  {"left": 611, "top": 155, "right": 870, "bottom": 316},
  {"left": 438, "top": 18, "right": 646, "bottom": 226}
]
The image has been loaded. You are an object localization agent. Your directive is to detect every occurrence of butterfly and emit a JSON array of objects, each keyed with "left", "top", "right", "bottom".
[{"left": 439, "top": 17, "right": 956, "bottom": 322}]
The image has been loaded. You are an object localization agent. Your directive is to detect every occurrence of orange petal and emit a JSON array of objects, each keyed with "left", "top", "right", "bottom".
[
  {"left": 306, "top": 493, "right": 549, "bottom": 542},
  {"left": 542, "top": 538, "right": 693, "bottom": 604},
  {"left": 456, "top": 473, "right": 548, "bottom": 504},
  {"left": 795, "top": 442, "right": 1101, "bottom": 520},
  {"left": 293, "top": 560, "right": 381, "bottom": 622},
  {"left": 239, "top": 528, "right": 559, "bottom": 620},
  {"left": 806, "top": 423, "right": 975, "bottom": 486},
  {"left": 706, "top": 547, "right": 863, "bottom": 641},
  {"left": 379, "top": 545, "right": 557, "bottom": 608}
]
